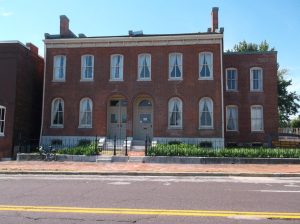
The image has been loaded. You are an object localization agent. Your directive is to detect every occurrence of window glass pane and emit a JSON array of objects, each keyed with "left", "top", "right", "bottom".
[
  {"left": 111, "top": 114, "right": 118, "bottom": 123},
  {"left": 139, "top": 100, "right": 152, "bottom": 107},
  {"left": 169, "top": 98, "right": 182, "bottom": 127},
  {"left": 226, "top": 107, "right": 238, "bottom": 131},
  {"left": 169, "top": 54, "right": 182, "bottom": 78},
  {"left": 200, "top": 53, "right": 212, "bottom": 78},
  {"left": 200, "top": 99, "right": 213, "bottom": 127},
  {"left": 139, "top": 54, "right": 150, "bottom": 79}
]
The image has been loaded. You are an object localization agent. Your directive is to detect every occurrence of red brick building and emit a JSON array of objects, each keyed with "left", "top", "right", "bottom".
[
  {"left": 0, "top": 42, "right": 44, "bottom": 158},
  {"left": 40, "top": 8, "right": 278, "bottom": 147}
]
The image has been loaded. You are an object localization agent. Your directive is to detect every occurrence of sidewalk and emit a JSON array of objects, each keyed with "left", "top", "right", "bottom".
[{"left": 1, "top": 161, "right": 300, "bottom": 176}]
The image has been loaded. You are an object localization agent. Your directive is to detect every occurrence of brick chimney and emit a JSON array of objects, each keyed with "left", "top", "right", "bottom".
[
  {"left": 26, "top": 43, "right": 38, "bottom": 55},
  {"left": 211, "top": 7, "right": 219, "bottom": 32},
  {"left": 60, "top": 15, "right": 70, "bottom": 37}
]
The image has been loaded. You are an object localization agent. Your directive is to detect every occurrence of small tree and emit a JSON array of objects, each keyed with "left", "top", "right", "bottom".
[{"left": 291, "top": 116, "right": 300, "bottom": 128}]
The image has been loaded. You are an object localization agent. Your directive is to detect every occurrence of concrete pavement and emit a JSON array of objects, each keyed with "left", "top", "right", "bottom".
[{"left": 1, "top": 161, "right": 300, "bottom": 176}]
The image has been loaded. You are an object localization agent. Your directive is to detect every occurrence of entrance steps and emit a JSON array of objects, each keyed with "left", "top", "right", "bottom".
[{"left": 131, "top": 140, "right": 146, "bottom": 151}]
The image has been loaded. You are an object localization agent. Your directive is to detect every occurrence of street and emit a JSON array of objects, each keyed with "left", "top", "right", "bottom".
[{"left": 0, "top": 174, "right": 299, "bottom": 223}]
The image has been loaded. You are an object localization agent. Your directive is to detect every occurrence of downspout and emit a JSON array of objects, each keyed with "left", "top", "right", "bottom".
[
  {"left": 220, "top": 37, "right": 224, "bottom": 147},
  {"left": 39, "top": 42, "right": 47, "bottom": 146}
]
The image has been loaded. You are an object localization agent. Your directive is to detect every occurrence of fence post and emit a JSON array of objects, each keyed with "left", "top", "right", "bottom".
[
  {"left": 95, "top": 135, "right": 98, "bottom": 153},
  {"left": 145, "top": 136, "right": 148, "bottom": 156},
  {"left": 113, "top": 135, "right": 117, "bottom": 156},
  {"left": 125, "top": 136, "right": 128, "bottom": 156}
]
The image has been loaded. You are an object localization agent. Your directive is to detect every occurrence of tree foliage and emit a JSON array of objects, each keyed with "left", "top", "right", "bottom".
[
  {"left": 230, "top": 40, "right": 275, "bottom": 52},
  {"left": 228, "top": 40, "right": 300, "bottom": 127},
  {"left": 291, "top": 116, "right": 300, "bottom": 128}
]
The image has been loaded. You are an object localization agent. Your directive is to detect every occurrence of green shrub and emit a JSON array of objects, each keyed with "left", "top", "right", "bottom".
[
  {"left": 147, "top": 144, "right": 300, "bottom": 158},
  {"left": 57, "top": 143, "right": 97, "bottom": 156}
]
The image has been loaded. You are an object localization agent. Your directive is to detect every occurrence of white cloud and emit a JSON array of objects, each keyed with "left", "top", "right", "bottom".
[{"left": 1, "top": 11, "right": 13, "bottom": 16}]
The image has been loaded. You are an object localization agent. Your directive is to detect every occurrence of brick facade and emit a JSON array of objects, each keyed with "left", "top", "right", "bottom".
[
  {"left": 41, "top": 8, "right": 278, "bottom": 147},
  {"left": 0, "top": 42, "right": 44, "bottom": 158}
]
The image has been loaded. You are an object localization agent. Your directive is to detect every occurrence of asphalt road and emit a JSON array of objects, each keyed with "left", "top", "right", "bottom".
[{"left": 0, "top": 174, "right": 299, "bottom": 223}]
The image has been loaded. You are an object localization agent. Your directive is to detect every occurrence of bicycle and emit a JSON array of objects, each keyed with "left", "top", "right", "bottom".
[{"left": 39, "top": 146, "right": 57, "bottom": 161}]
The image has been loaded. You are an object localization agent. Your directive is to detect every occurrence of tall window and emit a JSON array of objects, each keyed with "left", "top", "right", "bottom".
[
  {"left": 81, "top": 55, "right": 94, "bottom": 80},
  {"left": 79, "top": 98, "right": 92, "bottom": 127},
  {"left": 226, "top": 68, "right": 238, "bottom": 91},
  {"left": 138, "top": 54, "right": 151, "bottom": 80},
  {"left": 199, "top": 52, "right": 213, "bottom": 79},
  {"left": 111, "top": 54, "right": 124, "bottom": 81},
  {"left": 51, "top": 98, "right": 64, "bottom": 127},
  {"left": 168, "top": 98, "right": 182, "bottom": 128},
  {"left": 251, "top": 105, "right": 263, "bottom": 131},
  {"left": 53, "top": 55, "right": 66, "bottom": 81},
  {"left": 169, "top": 53, "right": 182, "bottom": 79},
  {"left": 199, "top": 98, "right": 213, "bottom": 128},
  {"left": 226, "top": 106, "right": 238, "bottom": 131},
  {"left": 250, "top": 67, "right": 263, "bottom": 91},
  {"left": 0, "top": 106, "right": 6, "bottom": 136}
]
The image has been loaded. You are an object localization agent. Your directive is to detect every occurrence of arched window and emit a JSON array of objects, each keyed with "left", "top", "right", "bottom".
[
  {"left": 81, "top": 55, "right": 94, "bottom": 80},
  {"left": 0, "top": 105, "right": 6, "bottom": 135},
  {"left": 51, "top": 98, "right": 64, "bottom": 127},
  {"left": 168, "top": 97, "right": 182, "bottom": 128},
  {"left": 199, "top": 52, "right": 213, "bottom": 79},
  {"left": 199, "top": 98, "right": 213, "bottom": 128},
  {"left": 138, "top": 54, "right": 151, "bottom": 80},
  {"left": 110, "top": 54, "right": 124, "bottom": 81},
  {"left": 79, "top": 98, "right": 93, "bottom": 127},
  {"left": 53, "top": 55, "right": 66, "bottom": 81},
  {"left": 169, "top": 53, "right": 183, "bottom": 80}
]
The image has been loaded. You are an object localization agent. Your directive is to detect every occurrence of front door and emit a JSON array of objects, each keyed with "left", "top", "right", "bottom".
[
  {"left": 134, "top": 99, "right": 153, "bottom": 140},
  {"left": 108, "top": 99, "right": 127, "bottom": 139}
]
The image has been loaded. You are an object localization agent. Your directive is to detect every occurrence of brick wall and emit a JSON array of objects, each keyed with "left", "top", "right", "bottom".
[
  {"left": 42, "top": 43, "right": 223, "bottom": 139},
  {"left": 223, "top": 52, "right": 278, "bottom": 145}
]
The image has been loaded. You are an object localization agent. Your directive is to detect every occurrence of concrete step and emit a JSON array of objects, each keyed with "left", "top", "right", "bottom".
[
  {"left": 128, "top": 156, "right": 145, "bottom": 163},
  {"left": 96, "top": 156, "right": 112, "bottom": 163}
]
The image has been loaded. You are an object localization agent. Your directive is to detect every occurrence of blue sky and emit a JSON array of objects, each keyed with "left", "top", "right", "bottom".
[{"left": 1, "top": 0, "right": 300, "bottom": 95}]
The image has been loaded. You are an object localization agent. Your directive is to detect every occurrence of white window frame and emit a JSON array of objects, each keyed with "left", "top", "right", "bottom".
[
  {"left": 110, "top": 54, "right": 124, "bottom": 81},
  {"left": 199, "top": 97, "right": 214, "bottom": 129},
  {"left": 51, "top": 98, "right": 64, "bottom": 128},
  {"left": 250, "top": 67, "right": 263, "bottom": 92},
  {"left": 168, "top": 53, "right": 183, "bottom": 80},
  {"left": 168, "top": 97, "right": 183, "bottom": 129},
  {"left": 53, "top": 55, "right": 66, "bottom": 81},
  {"left": 226, "top": 68, "right": 238, "bottom": 91},
  {"left": 79, "top": 98, "right": 93, "bottom": 128},
  {"left": 0, "top": 105, "right": 6, "bottom": 136},
  {"left": 199, "top": 52, "right": 213, "bottom": 80},
  {"left": 81, "top": 55, "right": 94, "bottom": 81},
  {"left": 226, "top": 105, "right": 238, "bottom": 131},
  {"left": 251, "top": 105, "right": 264, "bottom": 132},
  {"left": 137, "top": 53, "right": 151, "bottom": 81}
]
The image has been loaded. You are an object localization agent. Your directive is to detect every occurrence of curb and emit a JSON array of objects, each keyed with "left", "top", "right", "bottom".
[{"left": 1, "top": 171, "right": 300, "bottom": 177}]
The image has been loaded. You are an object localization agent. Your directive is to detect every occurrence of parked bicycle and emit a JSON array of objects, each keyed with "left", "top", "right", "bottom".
[{"left": 39, "top": 146, "right": 56, "bottom": 161}]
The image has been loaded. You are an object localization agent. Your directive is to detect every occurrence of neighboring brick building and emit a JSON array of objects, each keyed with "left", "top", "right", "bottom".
[
  {"left": 41, "top": 8, "right": 278, "bottom": 147},
  {"left": 0, "top": 42, "right": 44, "bottom": 158}
]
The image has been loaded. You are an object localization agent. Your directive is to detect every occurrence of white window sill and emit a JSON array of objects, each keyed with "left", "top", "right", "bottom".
[
  {"left": 50, "top": 125, "right": 64, "bottom": 128},
  {"left": 198, "top": 77, "right": 213, "bottom": 80},
  {"left": 78, "top": 126, "right": 92, "bottom": 129},
  {"left": 137, "top": 79, "right": 152, "bottom": 81},
  {"left": 0, "top": 134, "right": 4, "bottom": 137},
  {"left": 226, "top": 129, "right": 239, "bottom": 132},
  {"left": 168, "top": 127, "right": 183, "bottom": 130},
  {"left": 168, "top": 78, "right": 183, "bottom": 81},
  {"left": 226, "top": 89, "right": 238, "bottom": 92},
  {"left": 251, "top": 130, "right": 264, "bottom": 133},
  {"left": 80, "top": 79, "right": 94, "bottom": 82},
  {"left": 250, "top": 90, "right": 264, "bottom": 92},
  {"left": 199, "top": 127, "right": 214, "bottom": 130},
  {"left": 52, "top": 80, "right": 66, "bottom": 82},
  {"left": 109, "top": 79, "right": 124, "bottom": 82}
]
